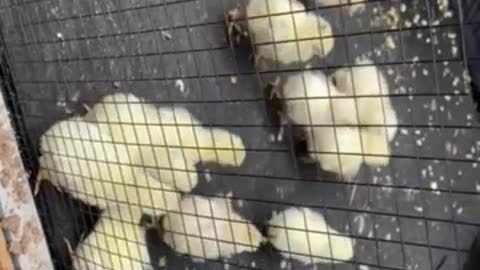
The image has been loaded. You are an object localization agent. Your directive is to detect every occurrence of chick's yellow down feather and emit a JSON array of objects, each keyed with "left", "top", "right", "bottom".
[
  {"left": 360, "top": 127, "right": 392, "bottom": 166},
  {"left": 282, "top": 71, "right": 359, "bottom": 126},
  {"left": 162, "top": 195, "right": 264, "bottom": 262},
  {"left": 246, "top": 0, "right": 305, "bottom": 16},
  {"left": 330, "top": 59, "right": 398, "bottom": 167},
  {"left": 246, "top": 0, "right": 334, "bottom": 65},
  {"left": 282, "top": 71, "right": 362, "bottom": 177},
  {"left": 307, "top": 127, "right": 363, "bottom": 178},
  {"left": 39, "top": 117, "right": 181, "bottom": 216},
  {"left": 267, "top": 207, "right": 354, "bottom": 265},
  {"left": 72, "top": 207, "right": 152, "bottom": 270},
  {"left": 283, "top": 71, "right": 393, "bottom": 177},
  {"left": 86, "top": 93, "right": 246, "bottom": 192},
  {"left": 308, "top": 126, "right": 391, "bottom": 177},
  {"left": 331, "top": 58, "right": 398, "bottom": 141}
]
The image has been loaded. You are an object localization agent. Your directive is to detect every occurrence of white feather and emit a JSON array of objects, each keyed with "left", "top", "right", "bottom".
[
  {"left": 246, "top": 0, "right": 334, "bottom": 65},
  {"left": 39, "top": 117, "right": 181, "bottom": 216},
  {"left": 162, "top": 195, "right": 264, "bottom": 262},
  {"left": 86, "top": 93, "right": 246, "bottom": 192},
  {"left": 267, "top": 207, "right": 354, "bottom": 265},
  {"left": 73, "top": 207, "right": 152, "bottom": 270}
]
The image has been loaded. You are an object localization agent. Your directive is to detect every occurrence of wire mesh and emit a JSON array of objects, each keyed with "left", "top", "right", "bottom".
[{"left": 0, "top": 0, "right": 479, "bottom": 269}]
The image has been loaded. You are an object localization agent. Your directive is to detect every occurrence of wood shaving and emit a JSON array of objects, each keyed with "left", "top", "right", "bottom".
[
  {"left": 385, "top": 35, "right": 396, "bottom": 49},
  {"left": 1, "top": 215, "right": 21, "bottom": 234},
  {"left": 386, "top": 7, "right": 399, "bottom": 29},
  {"left": 0, "top": 124, "right": 15, "bottom": 187},
  {"left": 13, "top": 180, "right": 30, "bottom": 204},
  {"left": 0, "top": 96, "right": 54, "bottom": 268},
  {"left": 24, "top": 221, "right": 43, "bottom": 245},
  {"left": 7, "top": 220, "right": 43, "bottom": 256},
  {"left": 161, "top": 30, "right": 172, "bottom": 40},
  {"left": 9, "top": 241, "right": 23, "bottom": 255}
]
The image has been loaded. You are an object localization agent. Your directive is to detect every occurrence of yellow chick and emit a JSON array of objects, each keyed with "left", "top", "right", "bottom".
[
  {"left": 267, "top": 207, "right": 354, "bottom": 265},
  {"left": 145, "top": 105, "right": 246, "bottom": 192},
  {"left": 162, "top": 195, "right": 264, "bottom": 262},
  {"left": 330, "top": 58, "right": 398, "bottom": 142},
  {"left": 245, "top": 0, "right": 334, "bottom": 65},
  {"left": 38, "top": 117, "right": 181, "bottom": 216},
  {"left": 86, "top": 93, "right": 246, "bottom": 192},
  {"left": 331, "top": 59, "right": 398, "bottom": 166},
  {"left": 282, "top": 71, "right": 393, "bottom": 177},
  {"left": 72, "top": 207, "right": 152, "bottom": 270},
  {"left": 282, "top": 71, "right": 362, "bottom": 176}
]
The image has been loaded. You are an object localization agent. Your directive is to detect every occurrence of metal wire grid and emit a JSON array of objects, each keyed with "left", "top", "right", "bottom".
[{"left": 0, "top": 0, "right": 479, "bottom": 269}]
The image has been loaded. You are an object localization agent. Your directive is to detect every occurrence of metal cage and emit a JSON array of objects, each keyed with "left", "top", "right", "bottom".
[{"left": 0, "top": 0, "right": 479, "bottom": 269}]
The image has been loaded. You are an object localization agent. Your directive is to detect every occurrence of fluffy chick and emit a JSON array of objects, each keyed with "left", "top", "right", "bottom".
[
  {"left": 267, "top": 207, "right": 354, "bottom": 265},
  {"left": 330, "top": 58, "right": 398, "bottom": 141},
  {"left": 143, "top": 106, "right": 247, "bottom": 192},
  {"left": 84, "top": 93, "right": 160, "bottom": 145},
  {"left": 244, "top": 0, "right": 334, "bottom": 65},
  {"left": 86, "top": 93, "right": 246, "bottom": 192},
  {"left": 72, "top": 207, "right": 152, "bottom": 270},
  {"left": 281, "top": 71, "right": 362, "bottom": 176},
  {"left": 282, "top": 70, "right": 392, "bottom": 176},
  {"left": 162, "top": 195, "right": 264, "bottom": 262},
  {"left": 329, "top": 59, "right": 398, "bottom": 166},
  {"left": 38, "top": 117, "right": 181, "bottom": 216}
]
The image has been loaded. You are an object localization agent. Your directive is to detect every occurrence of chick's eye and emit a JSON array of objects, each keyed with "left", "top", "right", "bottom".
[{"left": 331, "top": 76, "right": 337, "bottom": 86}]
